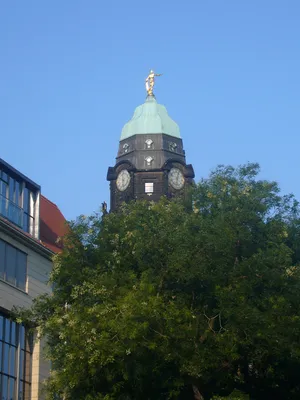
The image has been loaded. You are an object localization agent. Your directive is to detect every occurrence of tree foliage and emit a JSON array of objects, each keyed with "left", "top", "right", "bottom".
[{"left": 20, "top": 163, "right": 300, "bottom": 399}]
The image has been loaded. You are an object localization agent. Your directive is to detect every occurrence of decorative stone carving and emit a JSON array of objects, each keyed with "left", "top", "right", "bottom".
[
  {"left": 145, "top": 139, "right": 153, "bottom": 149},
  {"left": 169, "top": 142, "right": 177, "bottom": 152},
  {"left": 145, "top": 156, "right": 154, "bottom": 166}
]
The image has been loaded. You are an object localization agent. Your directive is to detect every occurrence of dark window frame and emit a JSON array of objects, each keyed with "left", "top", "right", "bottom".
[
  {"left": 0, "top": 168, "right": 37, "bottom": 237},
  {"left": 0, "top": 239, "right": 27, "bottom": 292},
  {"left": 0, "top": 313, "right": 33, "bottom": 400}
]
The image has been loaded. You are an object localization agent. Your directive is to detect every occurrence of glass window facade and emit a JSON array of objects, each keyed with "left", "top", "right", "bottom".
[
  {"left": 0, "top": 239, "right": 27, "bottom": 291},
  {"left": 0, "top": 169, "right": 36, "bottom": 236},
  {"left": 0, "top": 314, "right": 32, "bottom": 400}
]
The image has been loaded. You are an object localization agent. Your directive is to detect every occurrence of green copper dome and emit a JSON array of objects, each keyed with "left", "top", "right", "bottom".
[{"left": 120, "top": 95, "right": 181, "bottom": 141}]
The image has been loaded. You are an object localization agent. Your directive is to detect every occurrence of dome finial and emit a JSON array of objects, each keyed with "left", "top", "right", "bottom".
[{"left": 145, "top": 69, "right": 163, "bottom": 96}]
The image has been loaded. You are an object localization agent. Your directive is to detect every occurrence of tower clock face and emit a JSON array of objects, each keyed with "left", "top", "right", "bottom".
[
  {"left": 169, "top": 168, "right": 185, "bottom": 190},
  {"left": 116, "top": 169, "right": 131, "bottom": 191}
]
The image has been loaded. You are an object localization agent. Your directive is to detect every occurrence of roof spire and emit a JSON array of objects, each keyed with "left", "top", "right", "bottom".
[{"left": 145, "top": 69, "right": 162, "bottom": 97}]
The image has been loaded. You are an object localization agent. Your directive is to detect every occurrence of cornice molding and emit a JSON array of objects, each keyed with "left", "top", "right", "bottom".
[{"left": 0, "top": 217, "right": 53, "bottom": 260}]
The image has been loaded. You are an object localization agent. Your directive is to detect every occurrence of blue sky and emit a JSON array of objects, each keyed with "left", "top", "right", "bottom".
[{"left": 0, "top": 1, "right": 299, "bottom": 220}]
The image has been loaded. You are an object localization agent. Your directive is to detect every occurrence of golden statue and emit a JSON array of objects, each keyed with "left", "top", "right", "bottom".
[{"left": 145, "top": 69, "right": 162, "bottom": 96}]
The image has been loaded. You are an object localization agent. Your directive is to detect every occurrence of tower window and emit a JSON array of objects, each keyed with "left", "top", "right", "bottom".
[
  {"left": 123, "top": 143, "right": 129, "bottom": 153},
  {"left": 145, "top": 182, "right": 153, "bottom": 194},
  {"left": 145, "top": 156, "right": 153, "bottom": 166},
  {"left": 145, "top": 139, "right": 153, "bottom": 149},
  {"left": 169, "top": 142, "right": 177, "bottom": 152}
]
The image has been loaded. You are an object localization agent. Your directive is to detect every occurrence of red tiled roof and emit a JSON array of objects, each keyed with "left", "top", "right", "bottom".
[{"left": 40, "top": 195, "right": 68, "bottom": 253}]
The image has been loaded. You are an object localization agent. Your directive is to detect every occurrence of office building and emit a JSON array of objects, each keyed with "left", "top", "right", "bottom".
[{"left": 0, "top": 158, "right": 66, "bottom": 400}]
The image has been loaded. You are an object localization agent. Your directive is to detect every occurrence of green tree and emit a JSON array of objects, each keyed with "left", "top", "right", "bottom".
[{"left": 19, "top": 163, "right": 300, "bottom": 399}]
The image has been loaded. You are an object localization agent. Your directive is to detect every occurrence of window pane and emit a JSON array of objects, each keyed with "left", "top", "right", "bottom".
[
  {"left": 9, "top": 346, "right": 16, "bottom": 376},
  {"left": 0, "top": 341, "right": 2, "bottom": 372},
  {"left": 5, "top": 246, "right": 16, "bottom": 286},
  {"left": 2, "top": 172, "right": 8, "bottom": 183},
  {"left": 3, "top": 343, "right": 9, "bottom": 373},
  {"left": 2, "top": 375, "right": 8, "bottom": 400},
  {"left": 0, "top": 240, "right": 5, "bottom": 280},
  {"left": 0, "top": 241, "right": 27, "bottom": 290},
  {"left": 8, "top": 377, "right": 15, "bottom": 400},
  {"left": 0, "top": 190, "right": 6, "bottom": 218},
  {"left": 20, "top": 326, "right": 25, "bottom": 350},
  {"left": 8, "top": 200, "right": 22, "bottom": 228},
  {"left": 10, "top": 322, "right": 16, "bottom": 347},
  {"left": 16, "top": 252, "right": 27, "bottom": 291},
  {"left": 23, "top": 213, "right": 29, "bottom": 233},
  {"left": 0, "top": 315, "right": 3, "bottom": 340},
  {"left": 18, "top": 380, "right": 24, "bottom": 400},
  {"left": 1, "top": 180, "right": 8, "bottom": 197},
  {"left": 5, "top": 319, "right": 10, "bottom": 343},
  {"left": 9, "top": 178, "right": 14, "bottom": 203},
  {"left": 0, "top": 181, "right": 8, "bottom": 220},
  {"left": 15, "top": 181, "right": 21, "bottom": 207},
  {"left": 19, "top": 349, "right": 24, "bottom": 380}
]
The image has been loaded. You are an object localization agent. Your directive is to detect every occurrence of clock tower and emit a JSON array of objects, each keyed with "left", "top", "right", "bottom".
[{"left": 107, "top": 72, "right": 195, "bottom": 211}]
